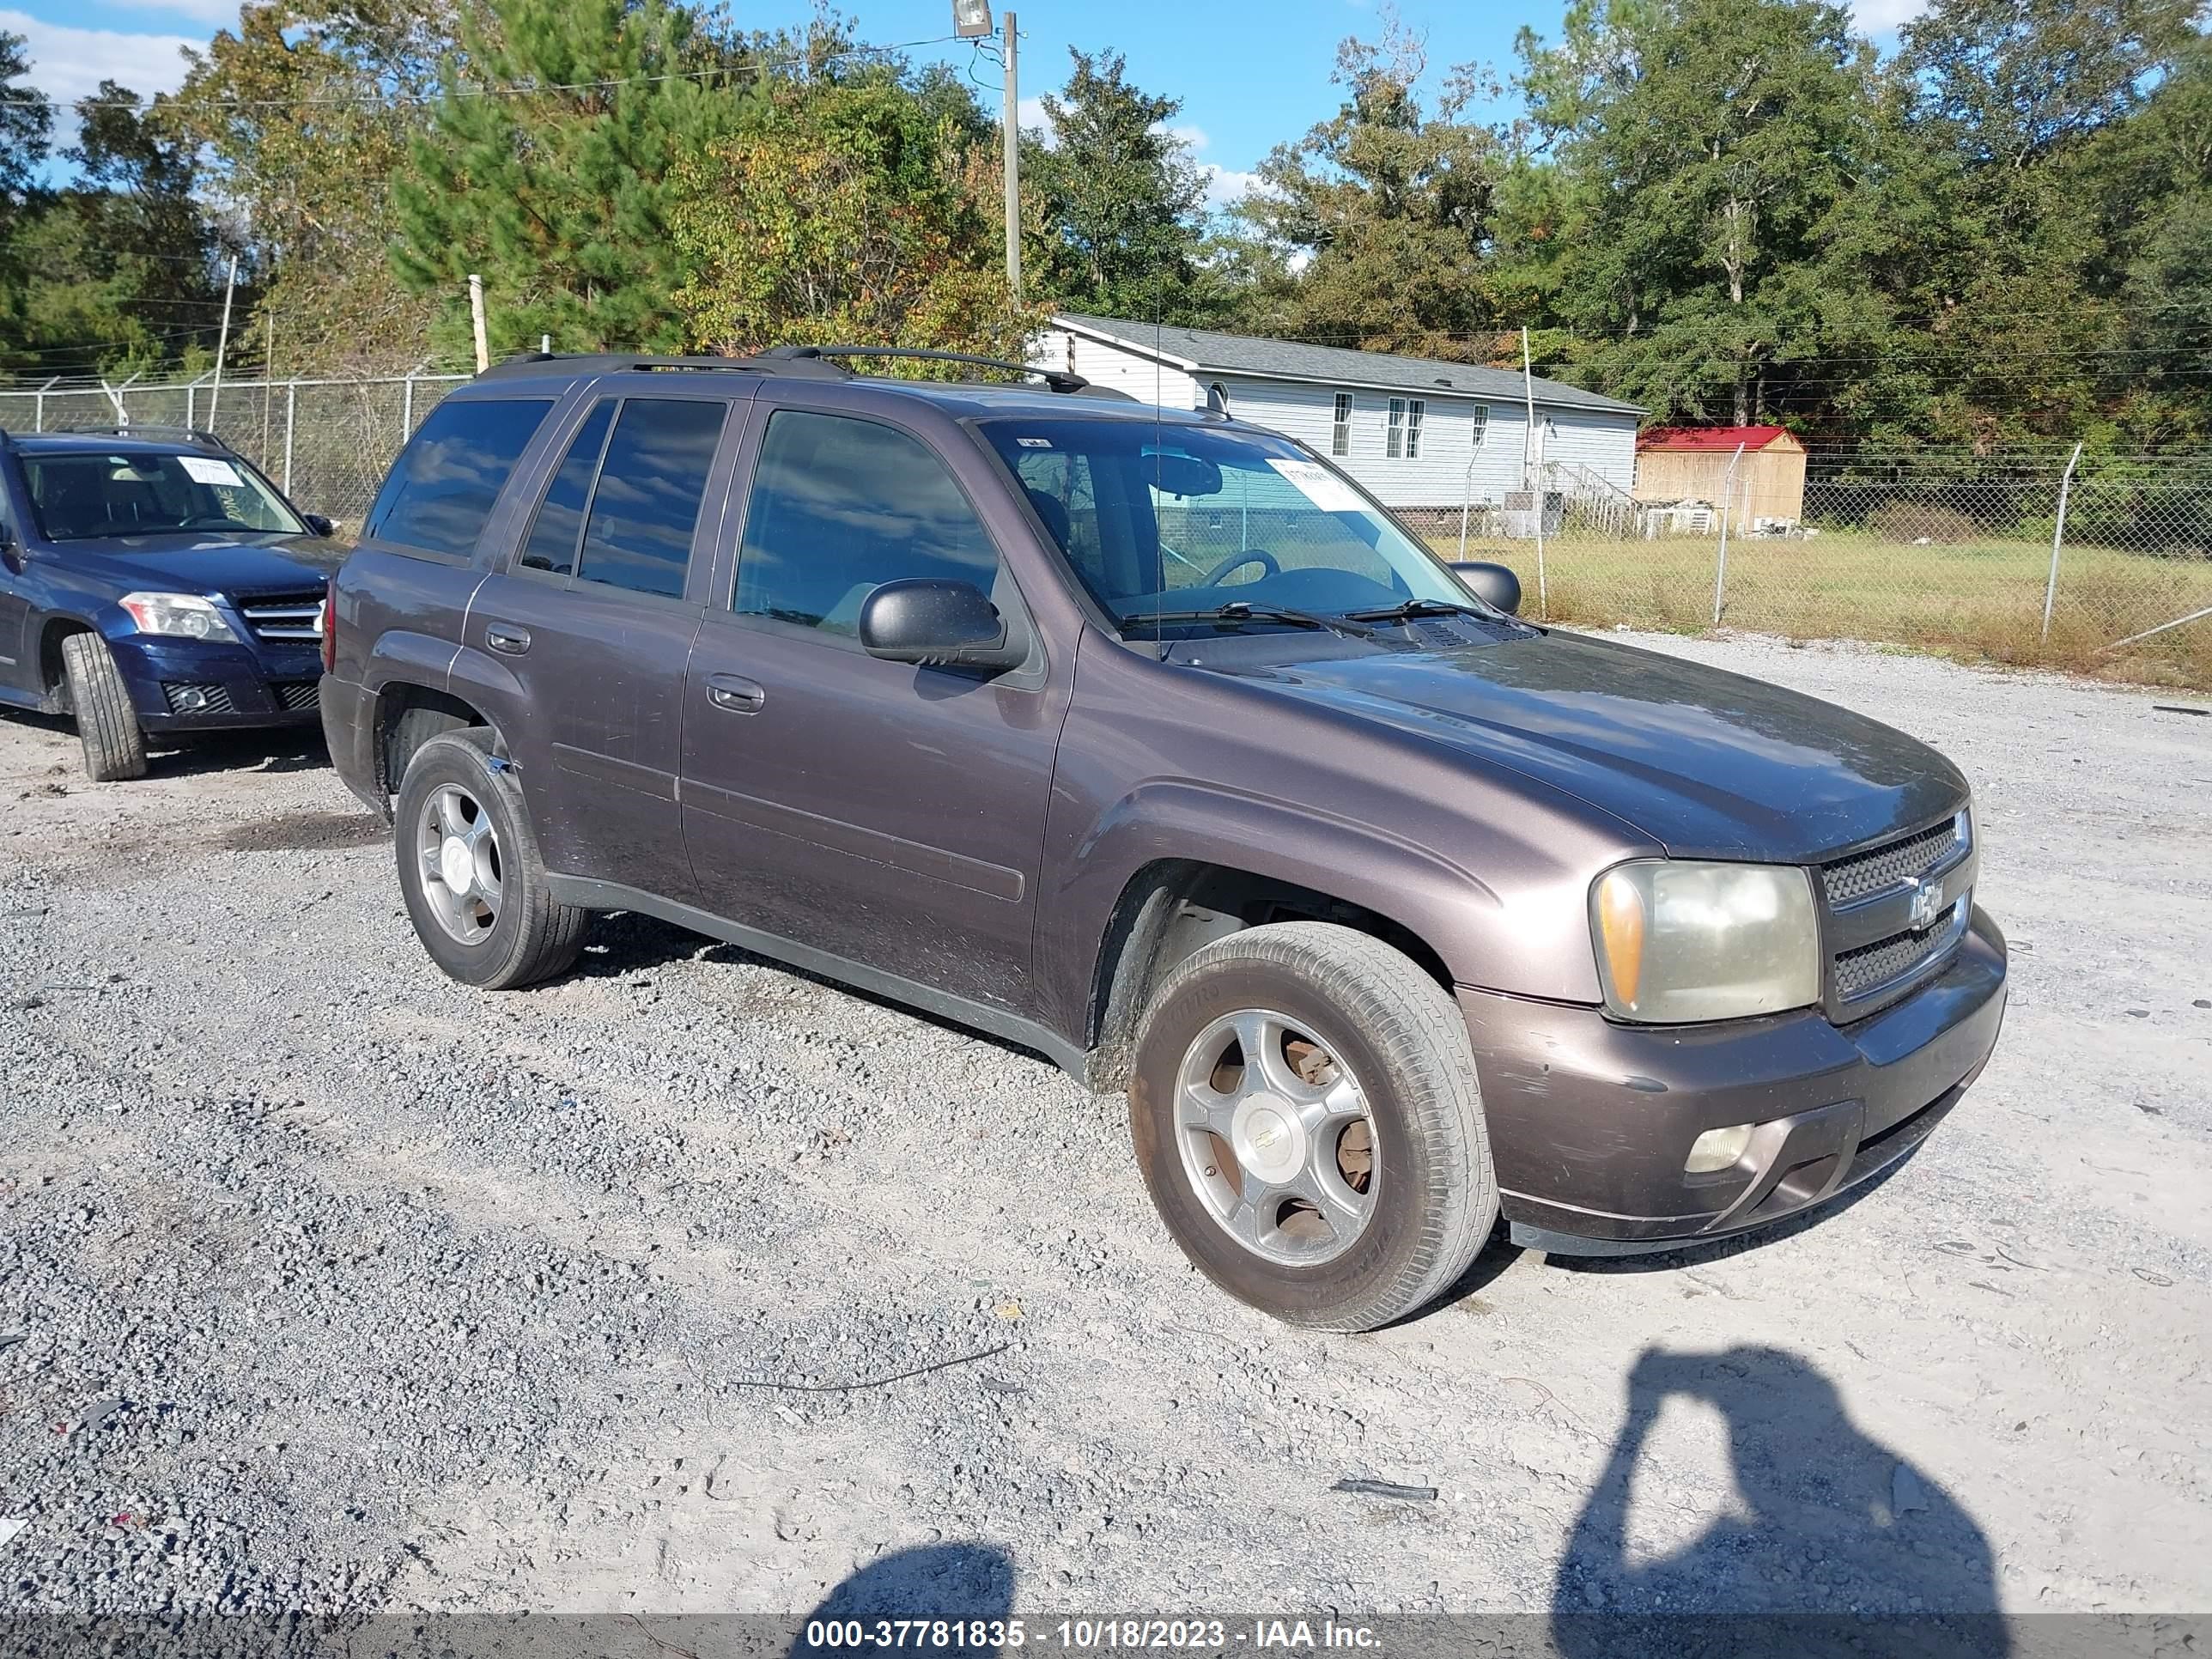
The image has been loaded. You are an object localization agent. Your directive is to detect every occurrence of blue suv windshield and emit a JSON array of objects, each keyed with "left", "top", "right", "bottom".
[
  {"left": 21, "top": 450, "right": 304, "bottom": 543},
  {"left": 978, "top": 417, "right": 1472, "bottom": 628}
]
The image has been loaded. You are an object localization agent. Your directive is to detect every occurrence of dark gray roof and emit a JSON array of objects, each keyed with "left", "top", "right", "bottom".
[{"left": 1055, "top": 313, "right": 1644, "bottom": 416}]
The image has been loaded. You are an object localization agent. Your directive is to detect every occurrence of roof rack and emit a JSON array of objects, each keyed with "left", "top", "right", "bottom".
[
  {"left": 476, "top": 351, "right": 851, "bottom": 383},
  {"left": 477, "top": 346, "right": 1125, "bottom": 399},
  {"left": 54, "top": 423, "right": 237, "bottom": 454},
  {"left": 762, "top": 345, "right": 1093, "bottom": 395}
]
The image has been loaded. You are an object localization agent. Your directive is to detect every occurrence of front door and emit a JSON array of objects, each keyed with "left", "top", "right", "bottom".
[
  {"left": 679, "top": 401, "right": 1070, "bottom": 1016},
  {"left": 0, "top": 505, "right": 33, "bottom": 695},
  {"left": 465, "top": 390, "right": 737, "bottom": 901}
]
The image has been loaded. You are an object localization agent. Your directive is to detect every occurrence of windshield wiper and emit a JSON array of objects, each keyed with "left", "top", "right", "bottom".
[
  {"left": 1116, "top": 601, "right": 1379, "bottom": 640},
  {"left": 1341, "top": 597, "right": 1500, "bottom": 624}
]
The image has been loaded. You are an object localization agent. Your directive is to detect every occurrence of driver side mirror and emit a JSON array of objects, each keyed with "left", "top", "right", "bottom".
[
  {"left": 859, "top": 579, "right": 1024, "bottom": 672},
  {"left": 302, "top": 514, "right": 335, "bottom": 538},
  {"left": 1449, "top": 560, "right": 1522, "bottom": 616}
]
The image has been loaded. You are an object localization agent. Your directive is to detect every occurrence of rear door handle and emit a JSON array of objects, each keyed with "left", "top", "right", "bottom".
[
  {"left": 485, "top": 623, "right": 532, "bottom": 656},
  {"left": 705, "top": 672, "right": 766, "bottom": 713}
]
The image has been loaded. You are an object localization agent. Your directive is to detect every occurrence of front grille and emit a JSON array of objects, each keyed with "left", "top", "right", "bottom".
[
  {"left": 1821, "top": 818, "right": 1961, "bottom": 906},
  {"left": 1833, "top": 905, "right": 1966, "bottom": 1000},
  {"left": 1819, "top": 811, "right": 1974, "bottom": 1015},
  {"left": 237, "top": 592, "right": 325, "bottom": 643},
  {"left": 273, "top": 680, "right": 319, "bottom": 712},
  {"left": 161, "top": 681, "right": 234, "bottom": 714}
]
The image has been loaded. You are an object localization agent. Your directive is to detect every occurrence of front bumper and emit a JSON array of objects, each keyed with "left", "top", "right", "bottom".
[
  {"left": 110, "top": 634, "right": 325, "bottom": 732},
  {"left": 1461, "top": 906, "right": 2007, "bottom": 1254}
]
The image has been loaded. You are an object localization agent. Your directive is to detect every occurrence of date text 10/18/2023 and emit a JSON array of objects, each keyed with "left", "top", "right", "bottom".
[{"left": 801, "top": 1620, "right": 1382, "bottom": 1650}]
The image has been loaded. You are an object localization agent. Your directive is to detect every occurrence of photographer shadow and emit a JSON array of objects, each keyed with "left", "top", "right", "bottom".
[
  {"left": 787, "top": 1543, "right": 1017, "bottom": 1657},
  {"left": 1553, "top": 1346, "right": 2008, "bottom": 1659}
]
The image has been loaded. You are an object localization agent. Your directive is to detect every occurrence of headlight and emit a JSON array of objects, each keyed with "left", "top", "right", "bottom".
[
  {"left": 1590, "top": 860, "right": 1820, "bottom": 1024},
  {"left": 118, "top": 592, "right": 240, "bottom": 643}
]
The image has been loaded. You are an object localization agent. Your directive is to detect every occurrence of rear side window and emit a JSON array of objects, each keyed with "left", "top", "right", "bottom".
[
  {"left": 734, "top": 410, "right": 997, "bottom": 635},
  {"left": 364, "top": 398, "right": 552, "bottom": 558},
  {"left": 519, "top": 400, "right": 615, "bottom": 577},
  {"left": 573, "top": 398, "right": 728, "bottom": 599}
]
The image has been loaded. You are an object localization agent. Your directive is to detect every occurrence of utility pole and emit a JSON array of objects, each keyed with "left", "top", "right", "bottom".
[
  {"left": 209, "top": 254, "right": 239, "bottom": 423},
  {"left": 1522, "top": 326, "right": 1547, "bottom": 618},
  {"left": 1002, "top": 11, "right": 1021, "bottom": 303},
  {"left": 468, "top": 274, "right": 489, "bottom": 373}
]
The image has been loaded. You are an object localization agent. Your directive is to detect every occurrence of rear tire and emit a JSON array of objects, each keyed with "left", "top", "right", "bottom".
[
  {"left": 61, "top": 632, "right": 148, "bottom": 782},
  {"left": 393, "top": 728, "right": 587, "bottom": 989},
  {"left": 1128, "top": 921, "right": 1497, "bottom": 1332}
]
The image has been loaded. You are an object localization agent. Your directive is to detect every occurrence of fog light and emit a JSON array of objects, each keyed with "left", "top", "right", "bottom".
[
  {"left": 1686, "top": 1123, "right": 1754, "bottom": 1174},
  {"left": 173, "top": 685, "right": 209, "bottom": 712}
]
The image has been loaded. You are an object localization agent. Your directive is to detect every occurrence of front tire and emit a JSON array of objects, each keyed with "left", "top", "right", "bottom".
[
  {"left": 1128, "top": 921, "right": 1497, "bottom": 1332},
  {"left": 61, "top": 632, "right": 148, "bottom": 782},
  {"left": 393, "top": 728, "right": 586, "bottom": 989}
]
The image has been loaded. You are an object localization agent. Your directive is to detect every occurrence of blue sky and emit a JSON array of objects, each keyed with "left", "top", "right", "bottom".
[{"left": 3, "top": 0, "right": 1922, "bottom": 182}]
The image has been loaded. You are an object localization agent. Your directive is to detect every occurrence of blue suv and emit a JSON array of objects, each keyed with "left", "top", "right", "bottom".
[{"left": 0, "top": 426, "right": 343, "bottom": 780}]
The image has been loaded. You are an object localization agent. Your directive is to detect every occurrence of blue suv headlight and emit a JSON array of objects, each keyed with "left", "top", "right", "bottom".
[{"left": 118, "top": 592, "right": 242, "bottom": 644}]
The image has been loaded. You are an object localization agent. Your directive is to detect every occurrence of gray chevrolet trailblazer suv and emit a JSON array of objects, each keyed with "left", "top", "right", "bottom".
[{"left": 322, "top": 348, "right": 2007, "bottom": 1332}]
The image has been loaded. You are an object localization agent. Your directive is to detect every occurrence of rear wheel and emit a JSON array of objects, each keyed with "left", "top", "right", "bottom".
[
  {"left": 60, "top": 632, "right": 148, "bottom": 782},
  {"left": 393, "top": 728, "right": 586, "bottom": 989},
  {"left": 1128, "top": 921, "right": 1496, "bottom": 1331}
]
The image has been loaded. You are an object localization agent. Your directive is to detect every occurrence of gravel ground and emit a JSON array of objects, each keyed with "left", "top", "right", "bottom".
[{"left": 1, "top": 631, "right": 2209, "bottom": 1626}]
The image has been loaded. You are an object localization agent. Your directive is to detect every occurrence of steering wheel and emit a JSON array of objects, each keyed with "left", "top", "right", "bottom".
[{"left": 1200, "top": 549, "right": 1280, "bottom": 586}]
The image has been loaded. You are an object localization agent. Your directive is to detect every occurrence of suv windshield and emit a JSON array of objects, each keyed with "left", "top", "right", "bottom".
[
  {"left": 21, "top": 449, "right": 304, "bottom": 543},
  {"left": 980, "top": 418, "right": 1476, "bottom": 629}
]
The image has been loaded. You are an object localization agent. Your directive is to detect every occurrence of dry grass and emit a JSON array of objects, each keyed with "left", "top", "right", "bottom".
[{"left": 1431, "top": 529, "right": 2212, "bottom": 691}]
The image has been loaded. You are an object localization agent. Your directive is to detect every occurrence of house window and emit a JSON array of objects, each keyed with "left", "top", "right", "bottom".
[
  {"left": 1405, "top": 399, "right": 1425, "bottom": 460},
  {"left": 1468, "top": 404, "right": 1489, "bottom": 449},
  {"left": 1386, "top": 398, "right": 1406, "bottom": 459},
  {"left": 1331, "top": 392, "right": 1352, "bottom": 457}
]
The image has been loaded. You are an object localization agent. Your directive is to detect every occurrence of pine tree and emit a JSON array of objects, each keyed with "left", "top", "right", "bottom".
[{"left": 392, "top": 0, "right": 756, "bottom": 362}]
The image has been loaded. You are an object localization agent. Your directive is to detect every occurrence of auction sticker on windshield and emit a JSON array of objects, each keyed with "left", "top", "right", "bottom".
[
  {"left": 1267, "top": 457, "right": 1366, "bottom": 513},
  {"left": 180, "top": 457, "right": 246, "bottom": 487}
]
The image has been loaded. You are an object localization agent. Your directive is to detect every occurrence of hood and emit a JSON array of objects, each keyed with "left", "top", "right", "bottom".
[
  {"left": 58, "top": 532, "right": 344, "bottom": 596},
  {"left": 1210, "top": 629, "right": 1967, "bottom": 861}
]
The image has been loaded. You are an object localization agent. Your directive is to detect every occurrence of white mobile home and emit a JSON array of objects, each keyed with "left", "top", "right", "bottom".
[{"left": 1031, "top": 313, "right": 1645, "bottom": 528}]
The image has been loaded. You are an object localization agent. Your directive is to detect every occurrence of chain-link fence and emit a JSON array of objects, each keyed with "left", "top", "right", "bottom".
[
  {"left": 7, "top": 373, "right": 2209, "bottom": 688},
  {"left": 1431, "top": 444, "right": 2212, "bottom": 690},
  {"left": 0, "top": 373, "right": 470, "bottom": 529}
]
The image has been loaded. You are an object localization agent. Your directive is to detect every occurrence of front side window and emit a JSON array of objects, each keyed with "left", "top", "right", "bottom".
[
  {"left": 573, "top": 398, "right": 727, "bottom": 599},
  {"left": 364, "top": 398, "right": 552, "bottom": 557},
  {"left": 978, "top": 418, "right": 1472, "bottom": 629},
  {"left": 1386, "top": 398, "right": 1407, "bottom": 460},
  {"left": 22, "top": 450, "right": 304, "bottom": 543},
  {"left": 1331, "top": 392, "right": 1352, "bottom": 458},
  {"left": 733, "top": 410, "right": 998, "bottom": 636},
  {"left": 1406, "top": 398, "right": 1425, "bottom": 460}
]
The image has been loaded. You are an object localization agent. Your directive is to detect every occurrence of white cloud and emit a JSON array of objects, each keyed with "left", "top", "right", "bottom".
[
  {"left": 1018, "top": 94, "right": 1051, "bottom": 131},
  {"left": 1164, "top": 122, "right": 1209, "bottom": 153},
  {"left": 1198, "top": 164, "right": 1267, "bottom": 212},
  {"left": 1, "top": 9, "right": 200, "bottom": 113},
  {"left": 1850, "top": 0, "right": 1928, "bottom": 32}
]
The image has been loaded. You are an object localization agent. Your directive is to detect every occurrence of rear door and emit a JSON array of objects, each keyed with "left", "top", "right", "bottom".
[
  {"left": 678, "top": 396, "right": 1071, "bottom": 1015},
  {"left": 465, "top": 387, "right": 740, "bottom": 900}
]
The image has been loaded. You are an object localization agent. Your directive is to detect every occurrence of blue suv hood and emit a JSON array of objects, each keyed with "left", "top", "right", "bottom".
[
  {"left": 1212, "top": 628, "right": 1968, "bottom": 862},
  {"left": 57, "top": 532, "right": 343, "bottom": 596}
]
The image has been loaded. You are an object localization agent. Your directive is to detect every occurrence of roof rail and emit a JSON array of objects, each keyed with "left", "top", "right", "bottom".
[
  {"left": 763, "top": 345, "right": 1091, "bottom": 394},
  {"left": 476, "top": 351, "right": 852, "bottom": 382},
  {"left": 58, "top": 423, "right": 235, "bottom": 453}
]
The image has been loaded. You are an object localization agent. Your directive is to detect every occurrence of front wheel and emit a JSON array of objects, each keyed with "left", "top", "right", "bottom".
[
  {"left": 1128, "top": 921, "right": 1497, "bottom": 1331},
  {"left": 60, "top": 631, "right": 148, "bottom": 782},
  {"left": 393, "top": 728, "right": 587, "bottom": 989}
]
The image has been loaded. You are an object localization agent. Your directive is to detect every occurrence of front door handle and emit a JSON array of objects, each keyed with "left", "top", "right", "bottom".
[
  {"left": 485, "top": 623, "right": 532, "bottom": 656},
  {"left": 705, "top": 672, "right": 766, "bottom": 714}
]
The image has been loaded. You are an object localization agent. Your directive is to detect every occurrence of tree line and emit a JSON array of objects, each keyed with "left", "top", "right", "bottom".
[{"left": 0, "top": 0, "right": 2203, "bottom": 442}]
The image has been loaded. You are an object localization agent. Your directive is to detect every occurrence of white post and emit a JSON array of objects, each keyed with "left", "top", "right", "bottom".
[
  {"left": 35, "top": 375, "right": 57, "bottom": 431},
  {"left": 1712, "top": 441, "right": 1747, "bottom": 626},
  {"left": 1002, "top": 11, "right": 1021, "bottom": 302},
  {"left": 403, "top": 374, "right": 416, "bottom": 435},
  {"left": 283, "top": 380, "right": 297, "bottom": 493},
  {"left": 2041, "top": 441, "right": 2085, "bottom": 641},
  {"left": 1459, "top": 453, "right": 1474, "bottom": 556},
  {"left": 209, "top": 254, "right": 239, "bottom": 423},
  {"left": 1522, "top": 328, "right": 1547, "bottom": 618},
  {"left": 468, "top": 274, "right": 489, "bottom": 373}
]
